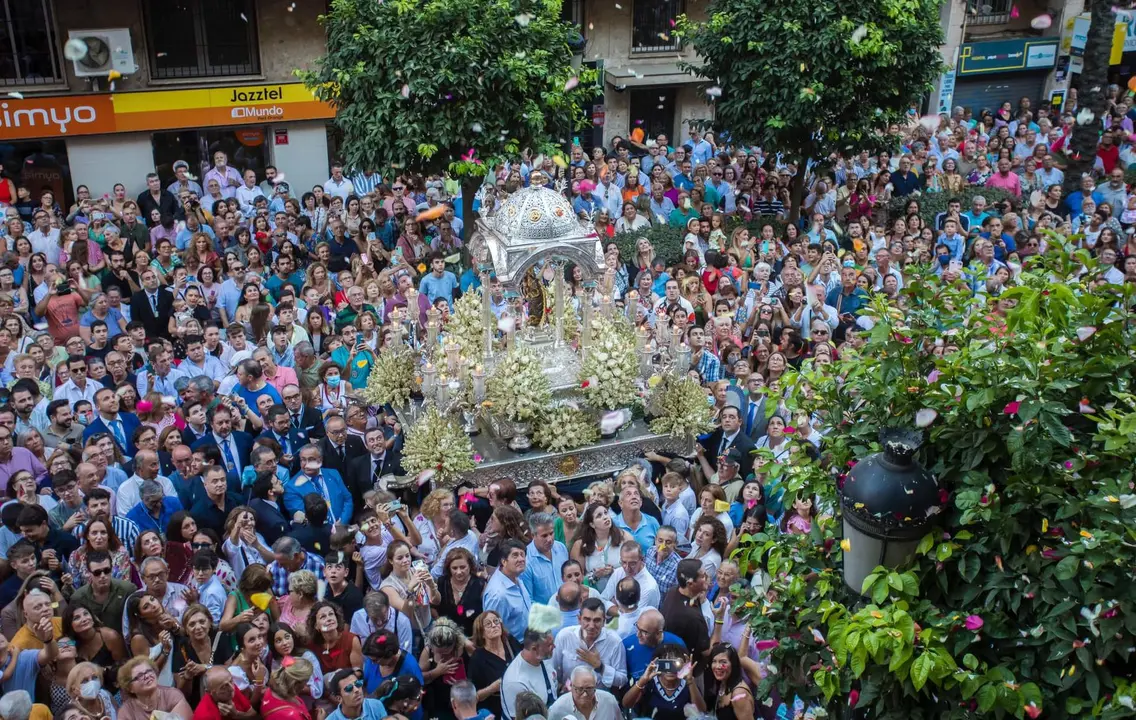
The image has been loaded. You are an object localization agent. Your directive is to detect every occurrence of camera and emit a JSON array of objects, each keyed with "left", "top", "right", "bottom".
[
  {"left": 56, "top": 280, "right": 71, "bottom": 295},
  {"left": 656, "top": 659, "right": 679, "bottom": 673}
]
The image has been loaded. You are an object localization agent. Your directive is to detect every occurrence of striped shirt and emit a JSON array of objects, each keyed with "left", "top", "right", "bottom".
[
  {"left": 351, "top": 172, "right": 384, "bottom": 196},
  {"left": 73, "top": 514, "right": 141, "bottom": 554}
]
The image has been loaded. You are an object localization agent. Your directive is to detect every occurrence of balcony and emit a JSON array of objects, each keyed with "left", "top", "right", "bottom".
[
  {"left": 967, "top": 0, "right": 1013, "bottom": 26},
  {"left": 631, "top": 0, "right": 682, "bottom": 53}
]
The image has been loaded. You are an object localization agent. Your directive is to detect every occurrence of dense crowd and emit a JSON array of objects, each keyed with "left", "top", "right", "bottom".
[{"left": 0, "top": 83, "right": 1133, "bottom": 720}]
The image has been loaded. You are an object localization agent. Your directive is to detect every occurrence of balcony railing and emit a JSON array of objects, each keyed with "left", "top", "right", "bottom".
[
  {"left": 967, "top": 0, "right": 1013, "bottom": 26},
  {"left": 0, "top": 0, "right": 63, "bottom": 87},
  {"left": 632, "top": 0, "right": 682, "bottom": 53}
]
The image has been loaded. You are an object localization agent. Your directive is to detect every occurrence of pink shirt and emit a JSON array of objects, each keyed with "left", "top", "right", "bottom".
[
  {"left": 985, "top": 171, "right": 1022, "bottom": 197},
  {"left": 265, "top": 365, "right": 299, "bottom": 395}
]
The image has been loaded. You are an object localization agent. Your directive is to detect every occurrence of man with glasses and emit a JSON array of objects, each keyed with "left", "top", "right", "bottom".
[
  {"left": 121, "top": 556, "right": 194, "bottom": 637},
  {"left": 350, "top": 589, "right": 413, "bottom": 654},
  {"left": 551, "top": 597, "right": 627, "bottom": 691},
  {"left": 70, "top": 548, "right": 138, "bottom": 629},
  {"left": 598, "top": 540, "right": 660, "bottom": 612},
  {"left": 328, "top": 667, "right": 387, "bottom": 720},
  {"left": 46, "top": 469, "right": 85, "bottom": 531},
  {"left": 548, "top": 666, "right": 621, "bottom": 720},
  {"left": 218, "top": 258, "right": 248, "bottom": 327},
  {"left": 704, "top": 163, "right": 737, "bottom": 213},
  {"left": 53, "top": 355, "right": 98, "bottom": 409},
  {"left": 281, "top": 383, "right": 325, "bottom": 439}
]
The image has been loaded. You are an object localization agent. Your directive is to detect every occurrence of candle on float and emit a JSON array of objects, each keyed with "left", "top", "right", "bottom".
[
  {"left": 422, "top": 362, "right": 437, "bottom": 397},
  {"left": 444, "top": 342, "right": 461, "bottom": 374},
  {"left": 471, "top": 364, "right": 487, "bottom": 402},
  {"left": 625, "top": 290, "right": 639, "bottom": 321}
]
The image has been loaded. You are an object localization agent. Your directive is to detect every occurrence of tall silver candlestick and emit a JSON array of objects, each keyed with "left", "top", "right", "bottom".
[
  {"left": 553, "top": 263, "right": 565, "bottom": 347},
  {"left": 581, "top": 290, "right": 593, "bottom": 360},
  {"left": 625, "top": 290, "right": 638, "bottom": 322},
  {"left": 479, "top": 264, "right": 494, "bottom": 360}
]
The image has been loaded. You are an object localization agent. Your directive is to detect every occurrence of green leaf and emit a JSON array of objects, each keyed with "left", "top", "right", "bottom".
[
  {"left": 1055, "top": 555, "right": 1080, "bottom": 580},
  {"left": 916, "top": 532, "right": 935, "bottom": 555},
  {"left": 871, "top": 580, "right": 889, "bottom": 605},
  {"left": 911, "top": 653, "right": 931, "bottom": 691},
  {"left": 977, "top": 684, "right": 997, "bottom": 712}
]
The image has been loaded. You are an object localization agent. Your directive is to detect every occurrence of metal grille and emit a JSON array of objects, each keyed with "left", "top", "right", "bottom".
[
  {"left": 144, "top": 0, "right": 259, "bottom": 79},
  {"left": 0, "top": 0, "right": 62, "bottom": 86},
  {"left": 631, "top": 0, "right": 681, "bottom": 53},
  {"left": 966, "top": 0, "right": 1013, "bottom": 26}
]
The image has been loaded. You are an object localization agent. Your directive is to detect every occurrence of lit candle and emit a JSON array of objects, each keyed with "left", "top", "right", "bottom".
[
  {"left": 445, "top": 342, "right": 460, "bottom": 374},
  {"left": 471, "top": 364, "right": 486, "bottom": 402},
  {"left": 675, "top": 343, "right": 692, "bottom": 376},
  {"left": 625, "top": 290, "right": 638, "bottom": 322},
  {"left": 600, "top": 294, "right": 613, "bottom": 317},
  {"left": 640, "top": 345, "right": 654, "bottom": 378},
  {"left": 426, "top": 320, "right": 439, "bottom": 350},
  {"left": 422, "top": 363, "right": 437, "bottom": 397},
  {"left": 553, "top": 265, "right": 565, "bottom": 346},
  {"left": 581, "top": 294, "right": 593, "bottom": 358}
]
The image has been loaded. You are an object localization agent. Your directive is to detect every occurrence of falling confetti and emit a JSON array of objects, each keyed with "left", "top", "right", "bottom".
[
  {"left": 107, "top": 69, "right": 122, "bottom": 81},
  {"left": 851, "top": 25, "right": 867, "bottom": 43},
  {"left": 64, "top": 38, "right": 88, "bottom": 61},
  {"left": 272, "top": 173, "right": 287, "bottom": 184},
  {"left": 658, "top": 32, "right": 669, "bottom": 41},
  {"left": 1010, "top": 4, "right": 1019, "bottom": 18},
  {"left": 552, "top": 155, "right": 567, "bottom": 168},
  {"left": 416, "top": 205, "right": 447, "bottom": 222},
  {"left": 658, "top": 96, "right": 665, "bottom": 101},
  {"left": 588, "top": 23, "right": 593, "bottom": 30},
  {"left": 514, "top": 13, "right": 533, "bottom": 25},
  {"left": 657, "top": 104, "right": 664, "bottom": 109},
  {"left": 564, "top": 76, "right": 579, "bottom": 91},
  {"left": 669, "top": 18, "right": 676, "bottom": 26},
  {"left": 156, "top": 52, "right": 167, "bottom": 57},
  {"left": 634, "top": 119, "right": 643, "bottom": 125},
  {"left": 6, "top": 92, "right": 23, "bottom": 99},
  {"left": 918, "top": 115, "right": 940, "bottom": 132},
  {"left": 1076, "top": 108, "right": 1095, "bottom": 125},
  {"left": 1075, "top": 326, "right": 1097, "bottom": 341},
  {"left": 1030, "top": 13, "right": 1051, "bottom": 29},
  {"left": 915, "top": 408, "right": 939, "bottom": 428},
  {"left": 401, "top": 84, "right": 410, "bottom": 98},
  {"left": 471, "top": 122, "right": 483, "bottom": 133},
  {"left": 705, "top": 86, "right": 723, "bottom": 97},
  {"left": 614, "top": 3, "right": 622, "bottom": 8},
  {"left": 287, "top": 2, "right": 296, "bottom": 9},
  {"left": 240, "top": 13, "right": 248, "bottom": 21}
]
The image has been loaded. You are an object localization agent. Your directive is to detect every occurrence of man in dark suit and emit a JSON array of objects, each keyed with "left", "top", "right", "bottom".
[
  {"left": 84, "top": 387, "right": 142, "bottom": 457},
  {"left": 697, "top": 405, "right": 755, "bottom": 480},
  {"left": 346, "top": 425, "right": 405, "bottom": 511},
  {"left": 191, "top": 403, "right": 255, "bottom": 479},
  {"left": 259, "top": 404, "right": 307, "bottom": 474},
  {"left": 282, "top": 383, "right": 325, "bottom": 440},
  {"left": 129, "top": 268, "right": 173, "bottom": 340},
  {"left": 318, "top": 415, "right": 365, "bottom": 484}
]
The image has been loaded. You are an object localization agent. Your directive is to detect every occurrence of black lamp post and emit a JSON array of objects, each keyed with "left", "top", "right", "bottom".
[{"left": 840, "top": 428, "right": 942, "bottom": 594}]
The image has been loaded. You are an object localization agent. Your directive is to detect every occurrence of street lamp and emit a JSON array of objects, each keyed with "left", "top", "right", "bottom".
[{"left": 840, "top": 428, "right": 941, "bottom": 594}]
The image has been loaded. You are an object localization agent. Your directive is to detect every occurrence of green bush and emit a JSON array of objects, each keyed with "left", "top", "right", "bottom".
[{"left": 886, "top": 186, "right": 1017, "bottom": 227}]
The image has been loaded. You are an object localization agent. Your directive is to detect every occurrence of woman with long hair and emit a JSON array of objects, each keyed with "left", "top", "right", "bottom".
[
  {"left": 467, "top": 609, "right": 520, "bottom": 717},
  {"left": 380, "top": 540, "right": 438, "bottom": 631},
  {"left": 316, "top": 360, "right": 352, "bottom": 415},
  {"left": 125, "top": 591, "right": 177, "bottom": 682},
  {"left": 303, "top": 301, "right": 329, "bottom": 354},
  {"left": 172, "top": 602, "right": 233, "bottom": 706},
  {"left": 268, "top": 622, "right": 324, "bottom": 700},
  {"left": 418, "top": 617, "right": 469, "bottom": 720},
  {"left": 570, "top": 503, "right": 625, "bottom": 592},
  {"left": 435, "top": 547, "right": 483, "bottom": 638},
  {"left": 227, "top": 621, "right": 270, "bottom": 705},
  {"left": 687, "top": 516, "right": 728, "bottom": 578},
  {"left": 68, "top": 516, "right": 132, "bottom": 587},
  {"left": 481, "top": 505, "right": 529, "bottom": 569},
  {"left": 413, "top": 488, "right": 455, "bottom": 565},
  {"left": 131, "top": 529, "right": 167, "bottom": 586},
  {"left": 62, "top": 604, "right": 127, "bottom": 694},
  {"left": 221, "top": 563, "right": 281, "bottom": 634},
  {"left": 706, "top": 642, "right": 754, "bottom": 720},
  {"left": 233, "top": 282, "right": 264, "bottom": 327}
]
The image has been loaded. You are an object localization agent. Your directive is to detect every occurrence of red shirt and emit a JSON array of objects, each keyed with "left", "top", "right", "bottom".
[
  {"left": 192, "top": 686, "right": 251, "bottom": 720},
  {"left": 1098, "top": 144, "right": 1120, "bottom": 174}
]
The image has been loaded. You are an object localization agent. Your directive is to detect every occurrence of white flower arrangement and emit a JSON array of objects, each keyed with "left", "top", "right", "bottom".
[
  {"left": 402, "top": 406, "right": 475, "bottom": 484},
  {"left": 649, "top": 375, "right": 715, "bottom": 439},
  {"left": 579, "top": 314, "right": 639, "bottom": 411},
  {"left": 359, "top": 347, "right": 417, "bottom": 408},
  {"left": 485, "top": 345, "right": 552, "bottom": 422},
  {"left": 442, "top": 289, "right": 485, "bottom": 361},
  {"left": 535, "top": 402, "right": 599, "bottom": 452}
]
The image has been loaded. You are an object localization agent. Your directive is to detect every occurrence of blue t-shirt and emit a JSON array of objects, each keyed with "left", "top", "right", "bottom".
[
  {"left": 1, "top": 649, "right": 40, "bottom": 696},
  {"left": 327, "top": 699, "right": 387, "bottom": 720},
  {"left": 418, "top": 271, "right": 460, "bottom": 306},
  {"left": 79, "top": 308, "right": 126, "bottom": 338},
  {"left": 236, "top": 383, "right": 282, "bottom": 417},
  {"left": 624, "top": 632, "right": 686, "bottom": 681},
  {"left": 363, "top": 653, "right": 423, "bottom": 720}
]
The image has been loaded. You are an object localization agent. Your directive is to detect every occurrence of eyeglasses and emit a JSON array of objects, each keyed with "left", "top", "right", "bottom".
[
  {"left": 131, "top": 669, "right": 156, "bottom": 684},
  {"left": 572, "top": 686, "right": 596, "bottom": 695},
  {"left": 191, "top": 542, "right": 213, "bottom": 549},
  {"left": 482, "top": 618, "right": 502, "bottom": 628},
  {"left": 90, "top": 567, "right": 112, "bottom": 577},
  {"left": 69, "top": 367, "right": 87, "bottom": 373}
]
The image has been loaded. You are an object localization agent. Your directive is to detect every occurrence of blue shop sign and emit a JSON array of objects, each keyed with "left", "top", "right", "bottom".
[{"left": 958, "top": 38, "right": 1059, "bottom": 76}]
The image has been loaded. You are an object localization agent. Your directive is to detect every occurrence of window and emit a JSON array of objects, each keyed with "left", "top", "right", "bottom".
[
  {"left": 966, "top": 0, "right": 1012, "bottom": 25},
  {"left": 0, "top": 0, "right": 63, "bottom": 86},
  {"left": 144, "top": 0, "right": 259, "bottom": 79},
  {"left": 629, "top": 88, "right": 675, "bottom": 142},
  {"left": 632, "top": 0, "right": 681, "bottom": 53}
]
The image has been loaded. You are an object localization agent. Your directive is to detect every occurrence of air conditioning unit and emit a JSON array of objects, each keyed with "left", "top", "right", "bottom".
[{"left": 67, "top": 29, "right": 137, "bottom": 78}]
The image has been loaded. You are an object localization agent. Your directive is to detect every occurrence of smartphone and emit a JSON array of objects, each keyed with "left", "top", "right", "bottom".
[
  {"left": 388, "top": 499, "right": 404, "bottom": 512},
  {"left": 412, "top": 560, "right": 429, "bottom": 574},
  {"left": 356, "top": 332, "right": 364, "bottom": 346},
  {"left": 361, "top": 253, "right": 370, "bottom": 265},
  {"left": 656, "top": 659, "right": 678, "bottom": 673}
]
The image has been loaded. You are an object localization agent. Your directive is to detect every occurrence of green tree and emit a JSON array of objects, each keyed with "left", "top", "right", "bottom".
[
  {"left": 1063, "top": 2, "right": 1114, "bottom": 195},
  {"left": 732, "top": 241, "right": 1136, "bottom": 718},
  {"left": 678, "top": 0, "right": 944, "bottom": 219},
  {"left": 299, "top": 0, "right": 596, "bottom": 233}
]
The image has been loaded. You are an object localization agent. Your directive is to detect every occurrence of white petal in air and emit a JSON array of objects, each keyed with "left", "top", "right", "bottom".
[
  {"left": 1077, "top": 108, "right": 1096, "bottom": 126},
  {"left": 1030, "top": 14, "right": 1052, "bottom": 30},
  {"left": 918, "top": 115, "right": 940, "bottom": 132},
  {"left": 915, "top": 408, "right": 938, "bottom": 428},
  {"left": 851, "top": 25, "right": 867, "bottom": 43},
  {"left": 705, "top": 86, "right": 723, "bottom": 98},
  {"left": 400, "top": 84, "right": 410, "bottom": 99},
  {"left": 564, "top": 76, "right": 579, "bottom": 91},
  {"left": 1075, "top": 326, "right": 1096, "bottom": 341},
  {"left": 63, "top": 38, "right": 88, "bottom": 61}
]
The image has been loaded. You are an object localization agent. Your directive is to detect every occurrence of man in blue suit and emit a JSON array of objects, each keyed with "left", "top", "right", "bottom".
[
  {"left": 258, "top": 404, "right": 306, "bottom": 474},
  {"left": 284, "top": 443, "right": 352, "bottom": 527},
  {"left": 84, "top": 387, "right": 142, "bottom": 458},
  {"left": 190, "top": 404, "right": 254, "bottom": 478}
]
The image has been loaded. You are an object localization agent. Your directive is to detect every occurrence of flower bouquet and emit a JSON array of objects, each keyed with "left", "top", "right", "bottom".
[
  {"left": 443, "top": 289, "right": 485, "bottom": 360},
  {"left": 485, "top": 346, "right": 552, "bottom": 422},
  {"left": 402, "top": 406, "right": 475, "bottom": 485},
  {"left": 358, "top": 347, "right": 417, "bottom": 409},
  {"left": 579, "top": 314, "right": 639, "bottom": 411},
  {"left": 534, "top": 402, "right": 599, "bottom": 453},
  {"left": 649, "top": 375, "right": 715, "bottom": 439}
]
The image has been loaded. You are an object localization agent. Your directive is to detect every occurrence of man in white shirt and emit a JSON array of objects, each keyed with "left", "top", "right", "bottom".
[
  {"left": 324, "top": 162, "right": 355, "bottom": 202},
  {"left": 180, "top": 334, "right": 227, "bottom": 386},
  {"left": 501, "top": 628, "right": 558, "bottom": 720},
  {"left": 552, "top": 598, "right": 628, "bottom": 692},
  {"left": 115, "top": 450, "right": 178, "bottom": 517},
  {"left": 27, "top": 211, "right": 61, "bottom": 264},
  {"left": 599, "top": 541, "right": 661, "bottom": 611},
  {"left": 548, "top": 666, "right": 622, "bottom": 720},
  {"left": 235, "top": 169, "right": 267, "bottom": 215},
  {"left": 55, "top": 356, "right": 101, "bottom": 409}
]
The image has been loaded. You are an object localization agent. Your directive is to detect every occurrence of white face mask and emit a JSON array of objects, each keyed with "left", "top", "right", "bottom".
[{"left": 79, "top": 678, "right": 102, "bottom": 698}]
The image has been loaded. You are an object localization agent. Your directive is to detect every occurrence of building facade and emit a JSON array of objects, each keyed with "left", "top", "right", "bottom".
[{"left": 1, "top": 0, "right": 332, "bottom": 209}]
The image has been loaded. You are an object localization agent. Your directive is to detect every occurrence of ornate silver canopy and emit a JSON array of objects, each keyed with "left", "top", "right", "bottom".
[{"left": 474, "top": 185, "right": 606, "bottom": 286}]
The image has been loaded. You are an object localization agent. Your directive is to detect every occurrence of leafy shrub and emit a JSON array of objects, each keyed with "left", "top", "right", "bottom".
[{"left": 886, "top": 186, "right": 1018, "bottom": 228}]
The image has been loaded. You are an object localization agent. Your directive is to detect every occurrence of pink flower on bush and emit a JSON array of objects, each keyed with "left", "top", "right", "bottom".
[
  {"left": 927, "top": 369, "right": 941, "bottom": 384},
  {"left": 849, "top": 690, "right": 860, "bottom": 707},
  {"left": 1003, "top": 401, "right": 1021, "bottom": 415},
  {"left": 964, "top": 615, "right": 984, "bottom": 631},
  {"left": 754, "top": 639, "right": 780, "bottom": 652}
]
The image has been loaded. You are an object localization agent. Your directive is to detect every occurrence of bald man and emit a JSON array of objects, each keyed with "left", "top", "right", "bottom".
[
  {"left": 194, "top": 666, "right": 255, "bottom": 720},
  {"left": 621, "top": 608, "right": 687, "bottom": 682}
]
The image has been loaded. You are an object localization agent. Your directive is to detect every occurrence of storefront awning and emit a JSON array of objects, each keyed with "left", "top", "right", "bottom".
[{"left": 603, "top": 63, "right": 701, "bottom": 88}]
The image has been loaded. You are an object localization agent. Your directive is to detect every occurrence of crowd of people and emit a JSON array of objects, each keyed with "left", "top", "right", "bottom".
[{"left": 0, "top": 82, "right": 1133, "bottom": 720}]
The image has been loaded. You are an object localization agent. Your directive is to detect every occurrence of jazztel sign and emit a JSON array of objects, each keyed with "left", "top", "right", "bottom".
[{"left": 0, "top": 83, "right": 333, "bottom": 140}]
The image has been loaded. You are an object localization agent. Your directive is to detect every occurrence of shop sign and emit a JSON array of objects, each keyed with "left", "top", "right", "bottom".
[
  {"left": 958, "top": 38, "right": 1059, "bottom": 76},
  {"left": 0, "top": 82, "right": 333, "bottom": 140}
]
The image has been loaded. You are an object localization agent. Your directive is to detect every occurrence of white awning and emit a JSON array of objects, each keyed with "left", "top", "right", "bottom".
[{"left": 603, "top": 63, "right": 701, "bottom": 88}]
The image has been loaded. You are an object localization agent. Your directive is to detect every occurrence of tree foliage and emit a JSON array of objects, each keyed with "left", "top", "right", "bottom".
[
  {"left": 299, "top": 0, "right": 596, "bottom": 217},
  {"left": 1063, "top": 2, "right": 1114, "bottom": 195},
  {"left": 732, "top": 238, "right": 1136, "bottom": 719},
  {"left": 678, "top": 0, "right": 945, "bottom": 215}
]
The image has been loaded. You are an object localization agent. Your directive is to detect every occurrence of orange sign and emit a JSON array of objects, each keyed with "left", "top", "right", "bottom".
[
  {"left": 0, "top": 83, "right": 333, "bottom": 140},
  {"left": 0, "top": 94, "right": 117, "bottom": 140}
]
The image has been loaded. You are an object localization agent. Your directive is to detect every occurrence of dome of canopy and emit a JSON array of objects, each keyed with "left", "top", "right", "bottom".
[{"left": 489, "top": 185, "right": 588, "bottom": 243}]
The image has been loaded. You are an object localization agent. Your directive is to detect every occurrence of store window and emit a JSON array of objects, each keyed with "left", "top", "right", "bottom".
[
  {"left": 144, "top": 0, "right": 260, "bottom": 80},
  {"left": 0, "top": 140, "right": 73, "bottom": 212},
  {"left": 151, "top": 127, "right": 270, "bottom": 193},
  {"left": 0, "top": 0, "right": 64, "bottom": 87}
]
